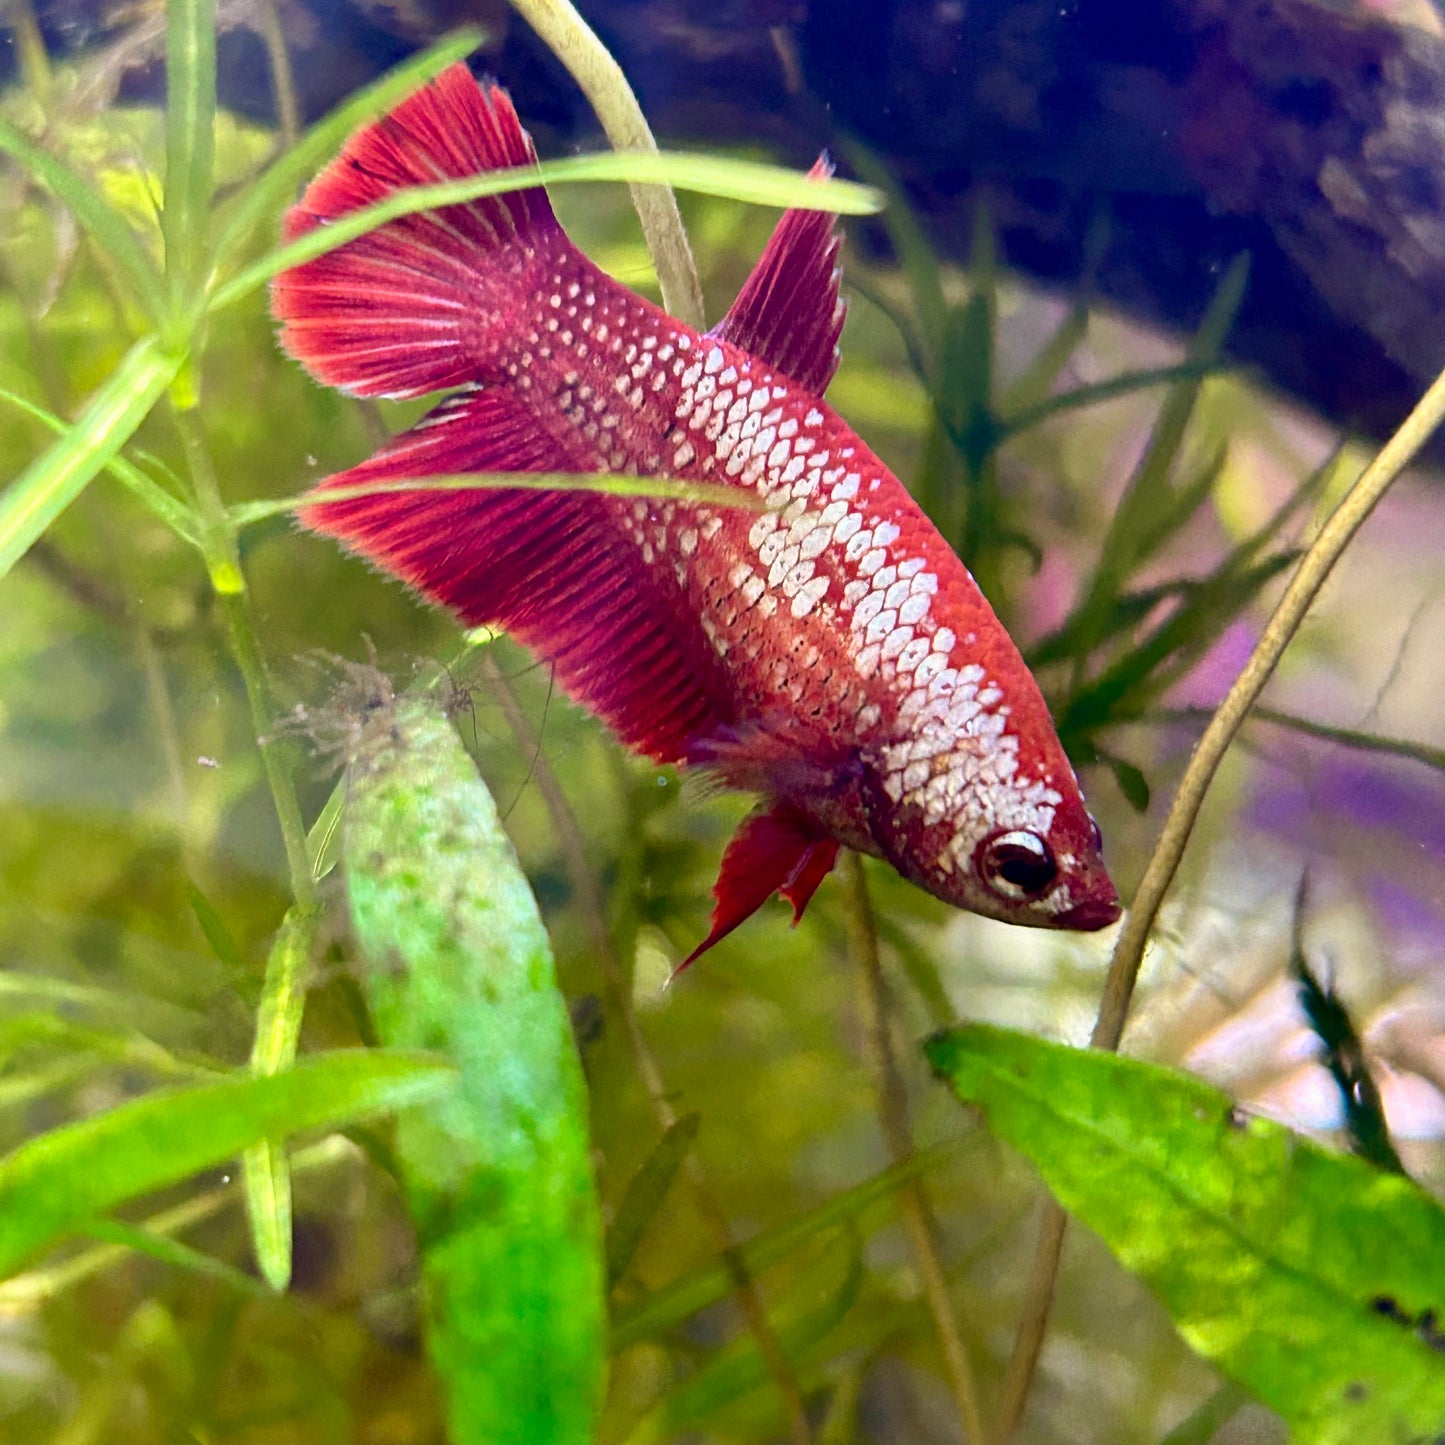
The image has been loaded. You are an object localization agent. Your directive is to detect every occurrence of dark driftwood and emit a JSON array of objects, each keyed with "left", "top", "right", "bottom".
[{"left": 12, "top": 0, "right": 1445, "bottom": 443}]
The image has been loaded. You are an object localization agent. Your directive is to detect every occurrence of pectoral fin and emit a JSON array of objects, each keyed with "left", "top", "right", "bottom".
[{"left": 680, "top": 801, "right": 840, "bottom": 971}]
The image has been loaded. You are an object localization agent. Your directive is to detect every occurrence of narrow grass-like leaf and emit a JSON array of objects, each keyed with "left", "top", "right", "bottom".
[
  {"left": 0, "top": 337, "right": 183, "bottom": 580},
  {"left": 1060, "top": 550, "right": 1295, "bottom": 736},
  {"left": 999, "top": 301, "right": 1089, "bottom": 419},
  {"left": 243, "top": 905, "right": 321, "bottom": 1291},
  {"left": 305, "top": 784, "right": 345, "bottom": 883},
  {"left": 163, "top": 0, "right": 217, "bottom": 310},
  {"left": 1099, "top": 752, "right": 1150, "bottom": 813},
  {"left": 208, "top": 153, "right": 881, "bottom": 314},
  {"left": 82, "top": 1219, "right": 274, "bottom": 1300},
  {"left": 228, "top": 470, "right": 768, "bottom": 530},
  {"left": 845, "top": 142, "right": 947, "bottom": 370},
  {"left": 0, "top": 1136, "right": 354, "bottom": 1311},
  {"left": 630, "top": 1236, "right": 864, "bottom": 1442},
  {"left": 1064, "top": 255, "right": 1249, "bottom": 669},
  {"left": 612, "top": 1144, "right": 953, "bottom": 1349},
  {"left": 1235, "top": 706, "right": 1445, "bottom": 775},
  {"left": 0, "top": 117, "right": 168, "bottom": 322},
  {"left": 926, "top": 1024, "right": 1445, "bottom": 1445},
  {"left": 341, "top": 681, "right": 604, "bottom": 1445},
  {"left": 999, "top": 361, "right": 1229, "bottom": 438},
  {"left": 606, "top": 1114, "right": 700, "bottom": 1286},
  {"left": 0, "top": 1049, "right": 452, "bottom": 1278},
  {"left": 0, "top": 387, "right": 200, "bottom": 544},
  {"left": 186, "top": 885, "right": 243, "bottom": 970},
  {"left": 210, "top": 27, "right": 486, "bottom": 266}
]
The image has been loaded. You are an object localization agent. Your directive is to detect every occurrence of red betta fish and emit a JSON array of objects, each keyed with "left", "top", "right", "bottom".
[{"left": 272, "top": 65, "right": 1121, "bottom": 962}]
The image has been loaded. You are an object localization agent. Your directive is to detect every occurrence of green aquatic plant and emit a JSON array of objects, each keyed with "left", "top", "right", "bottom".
[{"left": 3, "top": 0, "right": 1445, "bottom": 1442}]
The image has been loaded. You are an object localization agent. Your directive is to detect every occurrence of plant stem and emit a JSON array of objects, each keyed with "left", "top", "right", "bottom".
[
  {"left": 171, "top": 403, "right": 315, "bottom": 906},
  {"left": 996, "top": 358, "right": 1445, "bottom": 1436},
  {"left": 841, "top": 852, "right": 986, "bottom": 1445},
  {"left": 506, "top": 0, "right": 705, "bottom": 328},
  {"left": 254, "top": 0, "right": 301, "bottom": 149},
  {"left": 483, "top": 657, "right": 814, "bottom": 1444}
]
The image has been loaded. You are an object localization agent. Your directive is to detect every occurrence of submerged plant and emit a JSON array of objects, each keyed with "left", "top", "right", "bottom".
[{"left": 2, "top": 1, "right": 1445, "bottom": 1443}]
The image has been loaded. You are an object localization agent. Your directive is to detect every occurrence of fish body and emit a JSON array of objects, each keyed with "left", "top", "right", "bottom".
[{"left": 273, "top": 65, "right": 1120, "bottom": 960}]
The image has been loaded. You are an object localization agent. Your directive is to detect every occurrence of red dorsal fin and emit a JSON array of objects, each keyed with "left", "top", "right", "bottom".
[
  {"left": 272, "top": 65, "right": 565, "bottom": 399},
  {"left": 300, "top": 390, "right": 728, "bottom": 764},
  {"left": 707, "top": 157, "right": 846, "bottom": 395},
  {"left": 679, "top": 802, "right": 840, "bottom": 970}
]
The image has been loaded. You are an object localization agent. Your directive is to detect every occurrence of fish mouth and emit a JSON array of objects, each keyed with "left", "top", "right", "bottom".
[{"left": 1054, "top": 890, "right": 1122, "bottom": 931}]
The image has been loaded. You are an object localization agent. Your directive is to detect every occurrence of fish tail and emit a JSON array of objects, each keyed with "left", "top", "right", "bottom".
[{"left": 271, "top": 65, "right": 565, "bottom": 398}]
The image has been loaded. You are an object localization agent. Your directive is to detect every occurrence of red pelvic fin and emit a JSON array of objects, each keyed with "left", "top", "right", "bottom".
[
  {"left": 708, "top": 157, "right": 845, "bottom": 395},
  {"left": 272, "top": 65, "right": 565, "bottom": 399},
  {"left": 679, "top": 802, "right": 840, "bottom": 970},
  {"left": 300, "top": 388, "right": 727, "bottom": 763}
]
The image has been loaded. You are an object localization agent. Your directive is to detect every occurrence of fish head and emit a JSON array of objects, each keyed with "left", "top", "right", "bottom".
[{"left": 871, "top": 723, "right": 1121, "bottom": 932}]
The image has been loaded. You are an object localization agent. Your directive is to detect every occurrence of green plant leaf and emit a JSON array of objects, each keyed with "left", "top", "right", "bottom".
[
  {"left": 926, "top": 1023, "right": 1445, "bottom": 1445},
  {"left": 628, "top": 1233, "right": 863, "bottom": 1443},
  {"left": 0, "top": 1049, "right": 453, "bottom": 1278},
  {"left": 1060, "top": 549, "right": 1296, "bottom": 738},
  {"left": 243, "top": 904, "right": 321, "bottom": 1291},
  {"left": 208, "top": 152, "right": 881, "bottom": 315},
  {"left": 210, "top": 27, "right": 487, "bottom": 267},
  {"left": 341, "top": 683, "right": 605, "bottom": 1445},
  {"left": 0, "top": 116, "right": 168, "bottom": 322},
  {"left": 0, "top": 386, "right": 200, "bottom": 544},
  {"left": 162, "top": 0, "right": 217, "bottom": 312},
  {"left": 1060, "top": 255, "right": 1249, "bottom": 670},
  {"left": 228, "top": 470, "right": 768, "bottom": 530},
  {"left": 606, "top": 1114, "right": 700, "bottom": 1287},
  {"left": 1101, "top": 752, "right": 1151, "bottom": 813},
  {"left": 0, "top": 337, "right": 184, "bottom": 580},
  {"left": 612, "top": 1144, "right": 954, "bottom": 1349},
  {"left": 82, "top": 1219, "right": 274, "bottom": 1301}
]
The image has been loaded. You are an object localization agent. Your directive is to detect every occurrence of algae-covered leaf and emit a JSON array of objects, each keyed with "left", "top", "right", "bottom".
[
  {"left": 0, "top": 1049, "right": 452, "bottom": 1278},
  {"left": 339, "top": 673, "right": 604, "bottom": 1445},
  {"left": 925, "top": 1024, "right": 1445, "bottom": 1445}
]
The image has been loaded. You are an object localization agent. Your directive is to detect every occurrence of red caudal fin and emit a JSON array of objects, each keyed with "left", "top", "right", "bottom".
[
  {"left": 707, "top": 157, "right": 845, "bottom": 396},
  {"left": 299, "top": 388, "right": 729, "bottom": 765},
  {"left": 679, "top": 802, "right": 840, "bottom": 970},
  {"left": 271, "top": 65, "right": 564, "bottom": 398}
]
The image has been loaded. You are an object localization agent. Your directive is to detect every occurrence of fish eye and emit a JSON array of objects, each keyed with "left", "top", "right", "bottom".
[{"left": 976, "top": 830, "right": 1058, "bottom": 902}]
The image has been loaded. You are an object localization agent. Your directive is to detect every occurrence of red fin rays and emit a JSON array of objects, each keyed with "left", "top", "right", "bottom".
[
  {"left": 272, "top": 64, "right": 563, "bottom": 398},
  {"left": 303, "top": 390, "right": 729, "bottom": 764},
  {"left": 708, "top": 157, "right": 846, "bottom": 395},
  {"left": 680, "top": 803, "right": 840, "bottom": 970}
]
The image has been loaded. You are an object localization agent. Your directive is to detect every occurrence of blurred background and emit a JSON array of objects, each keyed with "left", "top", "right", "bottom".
[{"left": 2, "top": 1, "right": 1444, "bottom": 1440}]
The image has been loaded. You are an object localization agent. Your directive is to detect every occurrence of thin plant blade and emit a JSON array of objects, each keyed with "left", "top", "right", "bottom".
[
  {"left": 210, "top": 27, "right": 487, "bottom": 266},
  {"left": 0, "top": 337, "right": 182, "bottom": 580},
  {"left": 209, "top": 152, "right": 881, "bottom": 315},
  {"left": 0, "top": 1050, "right": 452, "bottom": 1278},
  {"left": 242, "top": 904, "right": 321, "bottom": 1291},
  {"left": 163, "top": 0, "right": 217, "bottom": 311},
  {"left": 0, "top": 117, "right": 167, "bottom": 322}
]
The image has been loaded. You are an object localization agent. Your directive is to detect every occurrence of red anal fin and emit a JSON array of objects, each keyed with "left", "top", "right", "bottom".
[
  {"left": 300, "top": 387, "right": 727, "bottom": 764},
  {"left": 707, "top": 157, "right": 845, "bottom": 395},
  {"left": 679, "top": 802, "right": 840, "bottom": 971},
  {"left": 272, "top": 65, "right": 565, "bottom": 399}
]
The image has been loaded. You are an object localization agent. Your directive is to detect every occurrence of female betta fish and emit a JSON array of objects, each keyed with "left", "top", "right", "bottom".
[{"left": 272, "top": 64, "right": 1121, "bottom": 963}]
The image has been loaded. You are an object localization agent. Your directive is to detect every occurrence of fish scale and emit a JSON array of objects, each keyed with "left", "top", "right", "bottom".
[{"left": 272, "top": 64, "right": 1120, "bottom": 963}]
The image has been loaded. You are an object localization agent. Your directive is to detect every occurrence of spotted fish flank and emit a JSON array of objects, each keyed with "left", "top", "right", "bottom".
[{"left": 272, "top": 65, "right": 1121, "bottom": 965}]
